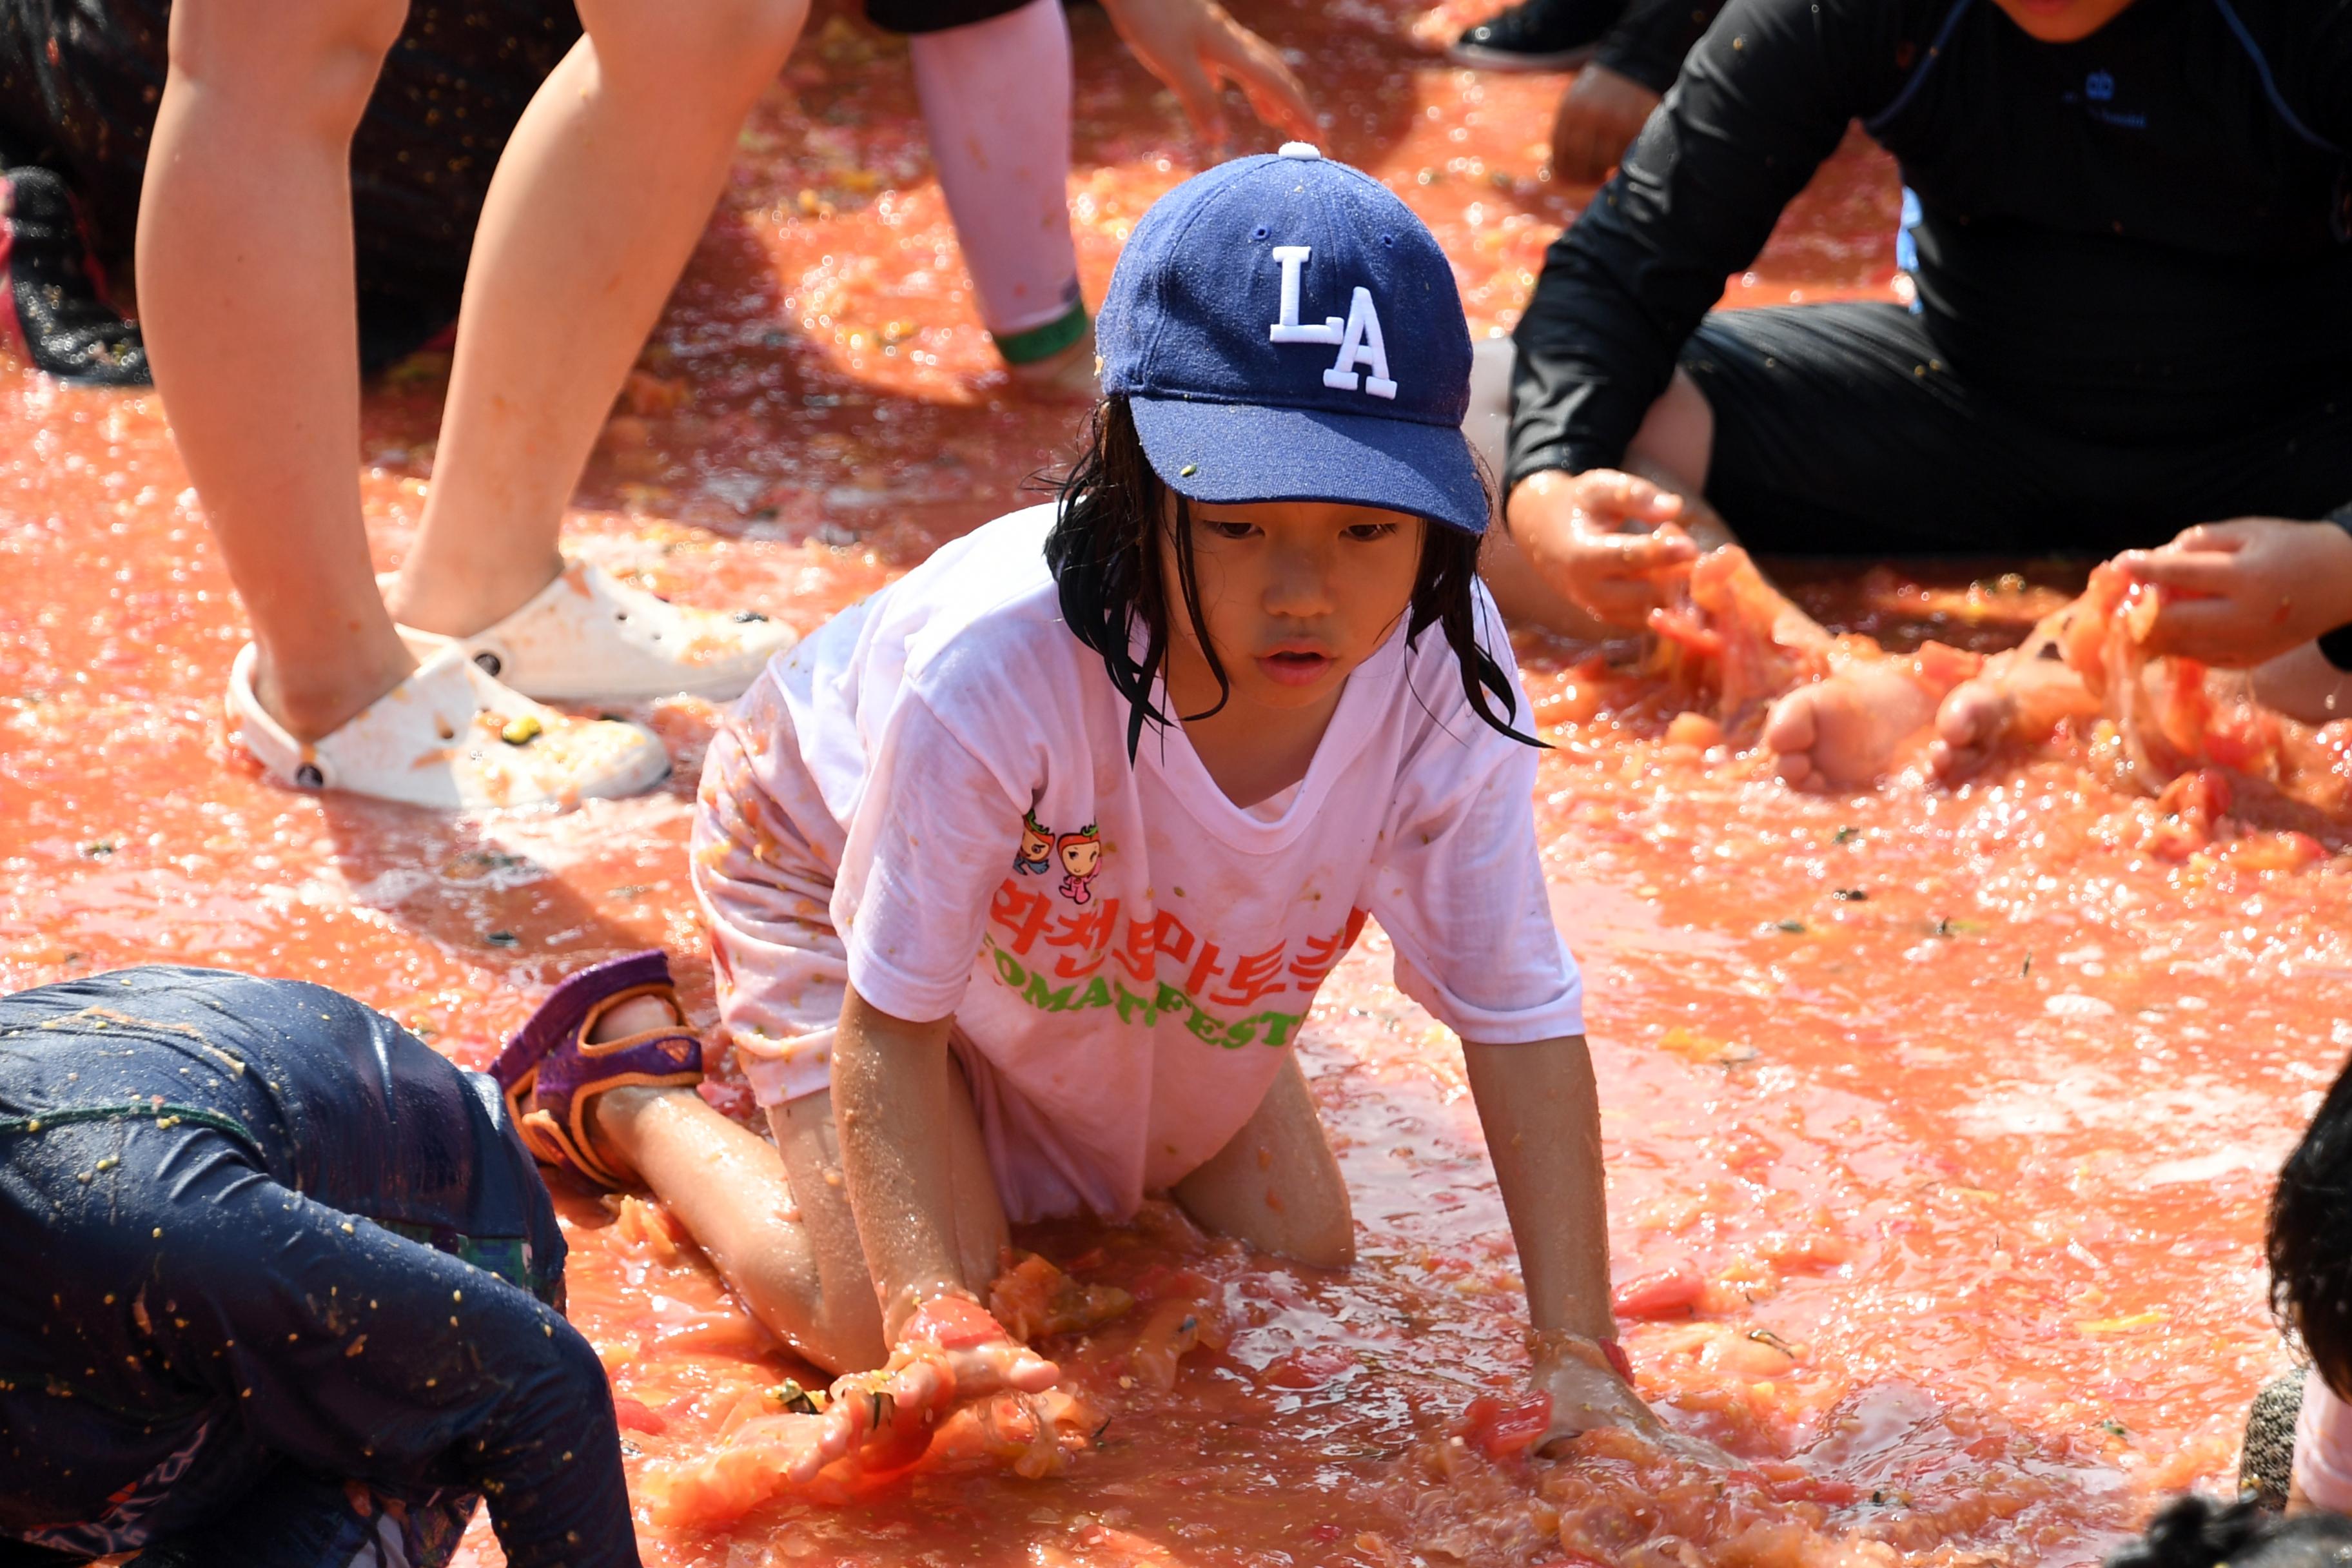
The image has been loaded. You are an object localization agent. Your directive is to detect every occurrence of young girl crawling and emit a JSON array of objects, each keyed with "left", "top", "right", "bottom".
[{"left": 496, "top": 145, "right": 1654, "bottom": 1487}]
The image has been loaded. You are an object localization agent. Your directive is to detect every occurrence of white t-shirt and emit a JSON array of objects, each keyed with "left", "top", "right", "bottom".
[
  {"left": 694, "top": 504, "right": 1583, "bottom": 1222},
  {"left": 2297, "top": 1371, "right": 2352, "bottom": 1511}
]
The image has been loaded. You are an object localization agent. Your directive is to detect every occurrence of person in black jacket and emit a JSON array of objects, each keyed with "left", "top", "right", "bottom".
[
  {"left": 1494, "top": 0, "right": 2352, "bottom": 785},
  {"left": 0, "top": 966, "right": 637, "bottom": 1568}
]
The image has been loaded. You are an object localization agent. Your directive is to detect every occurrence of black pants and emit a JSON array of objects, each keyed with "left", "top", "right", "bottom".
[
  {"left": 1682, "top": 302, "right": 2352, "bottom": 557},
  {"left": 865, "top": 0, "right": 1039, "bottom": 34}
]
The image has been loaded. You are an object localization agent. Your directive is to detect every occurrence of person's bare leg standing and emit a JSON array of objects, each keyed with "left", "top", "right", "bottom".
[
  {"left": 138, "top": 0, "right": 417, "bottom": 743},
  {"left": 388, "top": 0, "right": 811, "bottom": 640}
]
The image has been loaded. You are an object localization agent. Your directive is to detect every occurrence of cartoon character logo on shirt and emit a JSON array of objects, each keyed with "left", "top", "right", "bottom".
[
  {"left": 1015, "top": 810, "right": 1054, "bottom": 876},
  {"left": 1056, "top": 825, "right": 1102, "bottom": 905}
]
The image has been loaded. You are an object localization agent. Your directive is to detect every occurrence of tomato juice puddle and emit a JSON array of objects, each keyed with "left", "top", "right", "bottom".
[{"left": 0, "top": 0, "right": 2332, "bottom": 1561}]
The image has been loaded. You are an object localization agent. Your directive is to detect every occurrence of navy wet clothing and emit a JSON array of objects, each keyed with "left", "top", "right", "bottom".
[
  {"left": 0, "top": 967, "right": 634, "bottom": 1568},
  {"left": 1507, "top": 0, "right": 2352, "bottom": 538}
]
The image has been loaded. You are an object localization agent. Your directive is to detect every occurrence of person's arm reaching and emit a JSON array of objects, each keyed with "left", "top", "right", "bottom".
[
  {"left": 2116, "top": 519, "right": 2352, "bottom": 668},
  {"left": 830, "top": 992, "right": 986, "bottom": 1340},
  {"left": 1095, "top": 0, "right": 1317, "bottom": 150},
  {"left": 1549, "top": 0, "right": 1726, "bottom": 184},
  {"left": 146, "top": 1153, "right": 638, "bottom": 1568},
  {"left": 1363, "top": 625, "right": 1650, "bottom": 1438},
  {"left": 1464, "top": 1035, "right": 1658, "bottom": 1443}
]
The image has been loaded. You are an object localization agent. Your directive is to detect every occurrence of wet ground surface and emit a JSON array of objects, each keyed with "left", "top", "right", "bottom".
[{"left": 2, "top": 1, "right": 2340, "bottom": 1563}]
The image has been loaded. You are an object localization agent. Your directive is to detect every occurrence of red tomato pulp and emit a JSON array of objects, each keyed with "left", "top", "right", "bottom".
[{"left": 0, "top": 0, "right": 2333, "bottom": 1563}]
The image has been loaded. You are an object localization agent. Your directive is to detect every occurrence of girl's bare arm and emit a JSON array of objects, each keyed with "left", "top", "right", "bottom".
[
  {"left": 1462, "top": 1035, "right": 1658, "bottom": 1441},
  {"left": 796, "top": 985, "right": 1055, "bottom": 1480},
  {"left": 832, "top": 986, "right": 971, "bottom": 1335}
]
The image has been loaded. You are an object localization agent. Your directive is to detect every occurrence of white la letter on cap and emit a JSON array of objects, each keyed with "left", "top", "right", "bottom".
[
  {"left": 1322, "top": 287, "right": 1398, "bottom": 399},
  {"left": 1268, "top": 246, "right": 1342, "bottom": 345}
]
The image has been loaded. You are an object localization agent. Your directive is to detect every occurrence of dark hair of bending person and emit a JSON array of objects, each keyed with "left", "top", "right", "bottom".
[
  {"left": 2108, "top": 1496, "right": 2352, "bottom": 1568},
  {"left": 2270, "top": 1055, "right": 2352, "bottom": 1394}
]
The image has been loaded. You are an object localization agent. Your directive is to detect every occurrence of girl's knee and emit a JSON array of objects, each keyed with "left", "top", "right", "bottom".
[
  {"left": 1286, "top": 1215, "right": 1357, "bottom": 1271},
  {"left": 1288, "top": 1179, "right": 1357, "bottom": 1269}
]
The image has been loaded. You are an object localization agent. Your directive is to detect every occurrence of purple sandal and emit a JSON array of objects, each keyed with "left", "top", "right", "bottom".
[{"left": 492, "top": 950, "right": 705, "bottom": 1190}]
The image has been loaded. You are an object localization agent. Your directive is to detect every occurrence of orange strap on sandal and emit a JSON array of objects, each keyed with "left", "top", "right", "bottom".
[{"left": 490, "top": 951, "right": 705, "bottom": 1190}]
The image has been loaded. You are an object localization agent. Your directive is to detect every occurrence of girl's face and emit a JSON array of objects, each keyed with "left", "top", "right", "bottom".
[
  {"left": 1061, "top": 838, "right": 1101, "bottom": 876},
  {"left": 1158, "top": 498, "right": 1425, "bottom": 714}
]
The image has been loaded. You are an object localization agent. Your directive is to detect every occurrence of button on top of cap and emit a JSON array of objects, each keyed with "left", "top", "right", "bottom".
[{"left": 1277, "top": 141, "right": 1322, "bottom": 160}]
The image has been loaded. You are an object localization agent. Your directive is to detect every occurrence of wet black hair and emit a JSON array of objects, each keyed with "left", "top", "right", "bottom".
[
  {"left": 1042, "top": 395, "right": 1540, "bottom": 761},
  {"left": 2105, "top": 1495, "right": 2352, "bottom": 1568},
  {"left": 2269, "top": 1053, "right": 2352, "bottom": 1395}
]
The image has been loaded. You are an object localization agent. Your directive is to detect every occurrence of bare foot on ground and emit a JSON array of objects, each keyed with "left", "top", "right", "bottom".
[
  {"left": 1761, "top": 663, "right": 1941, "bottom": 789},
  {"left": 1927, "top": 661, "right": 2092, "bottom": 781},
  {"left": 1928, "top": 626, "right": 2102, "bottom": 783},
  {"left": 1928, "top": 674, "right": 2017, "bottom": 783}
]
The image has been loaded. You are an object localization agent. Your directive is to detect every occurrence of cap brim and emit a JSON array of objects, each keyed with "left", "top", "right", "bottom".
[{"left": 1128, "top": 397, "right": 1491, "bottom": 535}]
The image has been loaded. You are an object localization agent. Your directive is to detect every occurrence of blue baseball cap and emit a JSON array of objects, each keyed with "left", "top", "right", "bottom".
[{"left": 1097, "top": 144, "right": 1489, "bottom": 535}]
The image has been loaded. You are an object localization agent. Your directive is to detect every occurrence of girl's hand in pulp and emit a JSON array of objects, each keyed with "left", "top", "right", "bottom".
[{"left": 798, "top": 1295, "right": 1058, "bottom": 1481}]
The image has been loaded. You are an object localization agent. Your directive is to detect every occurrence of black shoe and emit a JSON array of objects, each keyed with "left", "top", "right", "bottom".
[
  {"left": 2, "top": 166, "right": 150, "bottom": 387},
  {"left": 1446, "top": 0, "right": 1622, "bottom": 70}
]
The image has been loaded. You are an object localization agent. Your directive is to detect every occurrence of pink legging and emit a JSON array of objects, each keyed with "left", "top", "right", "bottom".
[{"left": 909, "top": 0, "right": 1084, "bottom": 341}]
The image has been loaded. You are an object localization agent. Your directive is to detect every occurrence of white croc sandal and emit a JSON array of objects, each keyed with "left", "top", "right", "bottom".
[
  {"left": 228, "top": 642, "right": 671, "bottom": 811},
  {"left": 384, "top": 560, "right": 795, "bottom": 703}
]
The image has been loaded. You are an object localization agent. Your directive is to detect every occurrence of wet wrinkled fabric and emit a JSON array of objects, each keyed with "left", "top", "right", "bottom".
[{"left": 0, "top": 966, "right": 636, "bottom": 1568}]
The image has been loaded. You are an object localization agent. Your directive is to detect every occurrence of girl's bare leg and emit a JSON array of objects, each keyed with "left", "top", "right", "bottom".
[
  {"left": 387, "top": 0, "right": 809, "bottom": 638},
  {"left": 137, "top": 0, "right": 418, "bottom": 740},
  {"left": 1173, "top": 1053, "right": 1354, "bottom": 1268},
  {"left": 587, "top": 1002, "right": 1004, "bottom": 1374}
]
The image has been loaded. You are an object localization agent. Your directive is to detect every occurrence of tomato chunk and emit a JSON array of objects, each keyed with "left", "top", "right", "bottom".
[
  {"left": 1458, "top": 1392, "right": 1554, "bottom": 1460},
  {"left": 1614, "top": 1261, "right": 1706, "bottom": 1319},
  {"left": 612, "top": 1395, "right": 667, "bottom": 1436}
]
